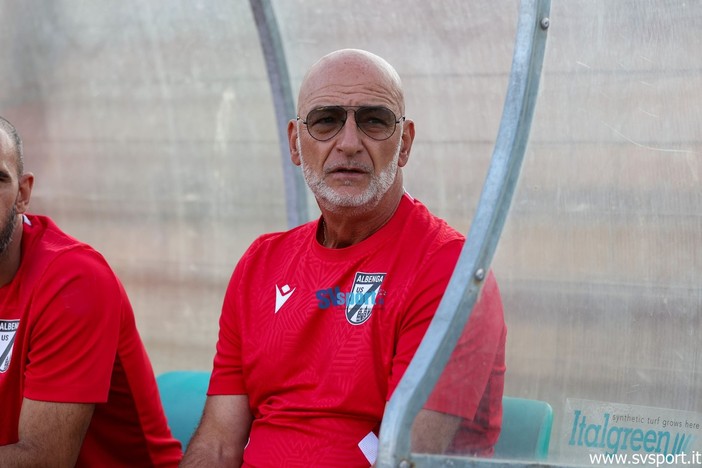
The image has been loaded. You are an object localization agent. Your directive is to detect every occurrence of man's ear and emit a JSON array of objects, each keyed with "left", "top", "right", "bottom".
[
  {"left": 288, "top": 120, "right": 301, "bottom": 166},
  {"left": 15, "top": 172, "right": 34, "bottom": 214},
  {"left": 398, "top": 119, "right": 415, "bottom": 168}
]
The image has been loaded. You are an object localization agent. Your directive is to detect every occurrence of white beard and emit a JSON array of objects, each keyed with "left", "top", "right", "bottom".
[{"left": 298, "top": 129, "right": 402, "bottom": 213}]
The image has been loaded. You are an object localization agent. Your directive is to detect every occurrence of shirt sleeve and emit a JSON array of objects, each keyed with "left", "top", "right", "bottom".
[
  {"left": 208, "top": 241, "right": 257, "bottom": 396},
  {"left": 23, "top": 249, "right": 122, "bottom": 403},
  {"left": 386, "top": 239, "right": 465, "bottom": 399},
  {"left": 383, "top": 230, "right": 505, "bottom": 424},
  {"left": 424, "top": 270, "right": 506, "bottom": 421}
]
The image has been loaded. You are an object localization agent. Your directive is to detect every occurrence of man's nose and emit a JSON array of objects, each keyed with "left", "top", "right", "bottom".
[{"left": 335, "top": 111, "right": 363, "bottom": 152}]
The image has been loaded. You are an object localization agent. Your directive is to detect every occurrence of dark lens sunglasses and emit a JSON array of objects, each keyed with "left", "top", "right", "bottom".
[{"left": 298, "top": 106, "right": 405, "bottom": 141}]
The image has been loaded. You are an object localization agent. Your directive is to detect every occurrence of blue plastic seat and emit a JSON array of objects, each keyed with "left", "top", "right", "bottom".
[
  {"left": 156, "top": 370, "right": 211, "bottom": 450},
  {"left": 157, "top": 372, "right": 553, "bottom": 461},
  {"left": 493, "top": 396, "right": 553, "bottom": 460}
]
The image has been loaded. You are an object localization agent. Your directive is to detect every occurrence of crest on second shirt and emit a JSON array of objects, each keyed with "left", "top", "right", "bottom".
[
  {"left": 346, "top": 272, "right": 386, "bottom": 325},
  {"left": 0, "top": 319, "right": 19, "bottom": 373}
]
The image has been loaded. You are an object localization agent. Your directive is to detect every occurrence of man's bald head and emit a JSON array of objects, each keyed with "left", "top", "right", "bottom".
[{"left": 297, "top": 49, "right": 405, "bottom": 116}]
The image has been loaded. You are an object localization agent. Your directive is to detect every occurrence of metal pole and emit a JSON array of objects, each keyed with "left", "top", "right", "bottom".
[
  {"left": 376, "top": 0, "right": 551, "bottom": 466},
  {"left": 249, "top": 0, "right": 309, "bottom": 228}
]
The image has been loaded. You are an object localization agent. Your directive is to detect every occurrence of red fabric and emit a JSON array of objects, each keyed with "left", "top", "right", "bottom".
[
  {"left": 210, "top": 193, "right": 506, "bottom": 466},
  {"left": 424, "top": 271, "right": 506, "bottom": 456},
  {"left": 0, "top": 215, "right": 182, "bottom": 467}
]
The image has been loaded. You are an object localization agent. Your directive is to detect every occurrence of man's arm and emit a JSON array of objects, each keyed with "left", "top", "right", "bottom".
[
  {"left": 411, "top": 409, "right": 463, "bottom": 453},
  {"left": 0, "top": 398, "right": 94, "bottom": 467},
  {"left": 181, "top": 394, "right": 253, "bottom": 468}
]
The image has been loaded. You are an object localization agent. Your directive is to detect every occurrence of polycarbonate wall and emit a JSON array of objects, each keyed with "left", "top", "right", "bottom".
[
  {"left": 495, "top": 1, "right": 701, "bottom": 464},
  {"left": 1, "top": 1, "right": 700, "bottom": 466}
]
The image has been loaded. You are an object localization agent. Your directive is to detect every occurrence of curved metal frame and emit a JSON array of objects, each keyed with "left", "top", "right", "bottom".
[
  {"left": 249, "top": 0, "right": 309, "bottom": 228},
  {"left": 376, "top": 0, "right": 551, "bottom": 466}
]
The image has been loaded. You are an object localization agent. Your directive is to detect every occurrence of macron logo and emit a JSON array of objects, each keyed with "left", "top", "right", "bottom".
[{"left": 275, "top": 284, "right": 295, "bottom": 313}]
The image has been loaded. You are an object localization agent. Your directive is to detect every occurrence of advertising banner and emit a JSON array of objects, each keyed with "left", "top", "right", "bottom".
[{"left": 559, "top": 398, "right": 702, "bottom": 466}]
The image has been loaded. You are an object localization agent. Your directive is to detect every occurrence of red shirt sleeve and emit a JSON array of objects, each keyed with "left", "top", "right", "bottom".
[
  {"left": 23, "top": 249, "right": 122, "bottom": 403},
  {"left": 208, "top": 240, "right": 258, "bottom": 396},
  {"left": 423, "top": 270, "right": 506, "bottom": 456},
  {"left": 386, "top": 239, "right": 466, "bottom": 399},
  {"left": 424, "top": 270, "right": 505, "bottom": 420}
]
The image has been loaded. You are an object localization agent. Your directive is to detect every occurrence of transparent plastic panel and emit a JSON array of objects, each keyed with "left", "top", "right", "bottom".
[
  {"left": 492, "top": 0, "right": 701, "bottom": 464},
  {"left": 404, "top": 0, "right": 702, "bottom": 465},
  {"left": 0, "top": 0, "right": 286, "bottom": 371}
]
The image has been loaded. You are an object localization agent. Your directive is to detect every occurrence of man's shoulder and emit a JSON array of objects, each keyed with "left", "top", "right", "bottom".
[
  {"left": 401, "top": 194, "right": 465, "bottom": 247},
  {"left": 24, "top": 214, "right": 90, "bottom": 252},
  {"left": 245, "top": 221, "right": 317, "bottom": 256},
  {"left": 21, "top": 214, "right": 115, "bottom": 283}
]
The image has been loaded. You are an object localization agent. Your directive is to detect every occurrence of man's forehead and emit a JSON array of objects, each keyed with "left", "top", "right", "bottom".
[
  {"left": 298, "top": 55, "right": 403, "bottom": 112},
  {"left": 300, "top": 86, "right": 397, "bottom": 112}
]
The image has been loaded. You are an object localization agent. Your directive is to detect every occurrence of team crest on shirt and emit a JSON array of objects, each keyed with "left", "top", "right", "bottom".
[
  {"left": 345, "top": 272, "right": 386, "bottom": 325},
  {"left": 0, "top": 320, "right": 19, "bottom": 373}
]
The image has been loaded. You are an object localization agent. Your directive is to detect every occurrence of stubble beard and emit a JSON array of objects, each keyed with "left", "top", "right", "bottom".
[
  {"left": 298, "top": 132, "right": 402, "bottom": 214},
  {"left": 0, "top": 205, "right": 18, "bottom": 256}
]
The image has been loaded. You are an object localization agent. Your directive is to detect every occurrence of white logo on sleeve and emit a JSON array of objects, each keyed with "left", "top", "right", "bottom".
[
  {"left": 0, "top": 320, "right": 20, "bottom": 373},
  {"left": 275, "top": 284, "right": 295, "bottom": 313}
]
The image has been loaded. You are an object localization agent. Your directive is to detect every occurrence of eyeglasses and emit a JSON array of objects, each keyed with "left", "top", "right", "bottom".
[{"left": 297, "top": 106, "right": 405, "bottom": 141}]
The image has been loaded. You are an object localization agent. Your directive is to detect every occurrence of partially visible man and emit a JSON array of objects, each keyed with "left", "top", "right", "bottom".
[
  {"left": 182, "top": 49, "right": 506, "bottom": 467},
  {"left": 0, "top": 116, "right": 182, "bottom": 467}
]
